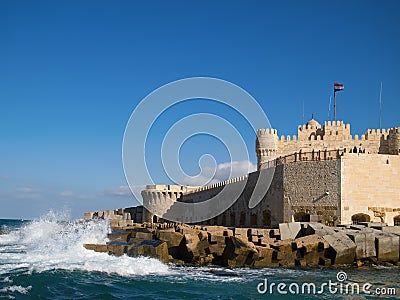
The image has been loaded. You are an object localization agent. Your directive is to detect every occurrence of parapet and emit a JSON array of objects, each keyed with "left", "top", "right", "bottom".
[{"left": 257, "top": 128, "right": 277, "bottom": 136}]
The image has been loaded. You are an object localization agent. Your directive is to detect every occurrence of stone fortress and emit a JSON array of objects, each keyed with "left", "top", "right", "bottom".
[
  {"left": 136, "top": 116, "right": 400, "bottom": 228},
  {"left": 82, "top": 115, "right": 400, "bottom": 268}
]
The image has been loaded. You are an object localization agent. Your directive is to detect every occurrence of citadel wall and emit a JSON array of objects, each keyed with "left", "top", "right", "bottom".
[
  {"left": 340, "top": 153, "right": 400, "bottom": 226},
  {"left": 256, "top": 119, "right": 400, "bottom": 171},
  {"left": 283, "top": 159, "right": 341, "bottom": 225}
]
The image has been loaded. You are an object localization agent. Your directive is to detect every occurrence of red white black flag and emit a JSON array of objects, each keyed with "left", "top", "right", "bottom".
[{"left": 334, "top": 82, "right": 344, "bottom": 92}]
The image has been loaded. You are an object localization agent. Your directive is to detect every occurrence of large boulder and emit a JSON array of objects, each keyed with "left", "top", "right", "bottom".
[
  {"left": 345, "top": 230, "right": 376, "bottom": 259},
  {"left": 156, "top": 231, "right": 184, "bottom": 259},
  {"left": 253, "top": 246, "right": 276, "bottom": 267},
  {"left": 178, "top": 232, "right": 210, "bottom": 263},
  {"left": 132, "top": 228, "right": 154, "bottom": 240},
  {"left": 108, "top": 230, "right": 132, "bottom": 243},
  {"left": 323, "top": 233, "right": 356, "bottom": 265},
  {"left": 208, "top": 234, "right": 227, "bottom": 257},
  {"left": 222, "top": 236, "right": 257, "bottom": 267},
  {"left": 203, "top": 226, "right": 233, "bottom": 237},
  {"left": 279, "top": 222, "right": 302, "bottom": 240},
  {"left": 270, "top": 239, "right": 297, "bottom": 267},
  {"left": 107, "top": 241, "right": 130, "bottom": 256},
  {"left": 127, "top": 240, "right": 169, "bottom": 263},
  {"left": 295, "top": 234, "right": 329, "bottom": 266},
  {"left": 84, "top": 244, "right": 108, "bottom": 253},
  {"left": 375, "top": 233, "right": 399, "bottom": 262}
]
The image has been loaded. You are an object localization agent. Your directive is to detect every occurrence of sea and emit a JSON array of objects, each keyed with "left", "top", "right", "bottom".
[{"left": 1, "top": 212, "right": 399, "bottom": 300}]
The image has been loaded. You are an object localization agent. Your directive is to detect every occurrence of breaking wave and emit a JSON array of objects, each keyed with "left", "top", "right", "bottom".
[{"left": 0, "top": 211, "right": 170, "bottom": 277}]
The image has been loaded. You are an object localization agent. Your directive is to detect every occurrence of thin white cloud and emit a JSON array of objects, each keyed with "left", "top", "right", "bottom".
[
  {"left": 60, "top": 190, "right": 74, "bottom": 197},
  {"left": 17, "top": 185, "right": 40, "bottom": 193},
  {"left": 180, "top": 160, "right": 256, "bottom": 186},
  {"left": 103, "top": 185, "right": 131, "bottom": 196}
]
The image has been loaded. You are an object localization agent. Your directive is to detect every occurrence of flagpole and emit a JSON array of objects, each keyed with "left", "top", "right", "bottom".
[
  {"left": 379, "top": 81, "right": 382, "bottom": 129},
  {"left": 328, "top": 95, "right": 332, "bottom": 119},
  {"left": 334, "top": 91, "right": 337, "bottom": 122}
]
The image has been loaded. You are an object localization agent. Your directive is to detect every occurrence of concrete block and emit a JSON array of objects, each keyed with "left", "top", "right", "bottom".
[
  {"left": 375, "top": 233, "right": 400, "bottom": 262},
  {"left": 127, "top": 240, "right": 169, "bottom": 263},
  {"left": 346, "top": 231, "right": 376, "bottom": 259},
  {"left": 279, "top": 222, "right": 302, "bottom": 240},
  {"left": 323, "top": 233, "right": 356, "bottom": 265}
]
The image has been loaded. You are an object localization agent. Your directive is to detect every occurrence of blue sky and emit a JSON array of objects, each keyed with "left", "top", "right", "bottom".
[{"left": 1, "top": 1, "right": 399, "bottom": 219}]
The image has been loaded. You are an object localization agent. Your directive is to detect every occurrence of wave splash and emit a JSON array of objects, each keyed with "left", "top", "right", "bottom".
[{"left": 0, "top": 211, "right": 170, "bottom": 277}]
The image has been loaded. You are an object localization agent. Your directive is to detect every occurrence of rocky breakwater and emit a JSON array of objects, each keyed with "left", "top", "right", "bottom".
[{"left": 83, "top": 220, "right": 400, "bottom": 268}]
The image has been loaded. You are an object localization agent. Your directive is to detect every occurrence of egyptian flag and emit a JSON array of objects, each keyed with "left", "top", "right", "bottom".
[{"left": 334, "top": 82, "right": 344, "bottom": 92}]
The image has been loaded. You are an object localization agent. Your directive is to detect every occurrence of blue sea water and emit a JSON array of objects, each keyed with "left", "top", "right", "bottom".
[{"left": 1, "top": 214, "right": 399, "bottom": 299}]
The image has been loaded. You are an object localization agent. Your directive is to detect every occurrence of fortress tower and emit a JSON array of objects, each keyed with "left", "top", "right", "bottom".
[
  {"left": 388, "top": 127, "right": 400, "bottom": 155},
  {"left": 256, "top": 128, "right": 278, "bottom": 170},
  {"left": 256, "top": 116, "right": 400, "bottom": 170}
]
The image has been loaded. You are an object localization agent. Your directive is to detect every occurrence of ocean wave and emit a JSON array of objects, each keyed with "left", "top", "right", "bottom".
[
  {"left": 0, "top": 285, "right": 32, "bottom": 294},
  {"left": 0, "top": 211, "right": 170, "bottom": 277}
]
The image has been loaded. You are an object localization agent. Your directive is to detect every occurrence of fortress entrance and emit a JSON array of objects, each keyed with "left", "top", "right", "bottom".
[{"left": 351, "top": 213, "right": 370, "bottom": 225}]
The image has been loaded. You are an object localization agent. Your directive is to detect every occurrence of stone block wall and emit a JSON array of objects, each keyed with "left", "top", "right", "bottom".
[
  {"left": 341, "top": 153, "right": 400, "bottom": 225},
  {"left": 283, "top": 159, "right": 341, "bottom": 225}
]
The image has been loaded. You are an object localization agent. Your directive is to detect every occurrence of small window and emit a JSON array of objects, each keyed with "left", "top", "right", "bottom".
[{"left": 394, "top": 216, "right": 400, "bottom": 226}]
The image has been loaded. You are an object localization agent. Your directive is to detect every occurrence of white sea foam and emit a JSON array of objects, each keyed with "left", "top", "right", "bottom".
[
  {"left": 0, "top": 211, "right": 170, "bottom": 277},
  {"left": 0, "top": 285, "right": 32, "bottom": 294},
  {"left": 1, "top": 277, "right": 13, "bottom": 283}
]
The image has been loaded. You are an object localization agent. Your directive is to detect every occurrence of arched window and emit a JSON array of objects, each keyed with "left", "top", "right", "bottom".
[
  {"left": 351, "top": 213, "right": 370, "bottom": 225},
  {"left": 294, "top": 212, "right": 310, "bottom": 222},
  {"left": 230, "top": 213, "right": 236, "bottom": 227},
  {"left": 152, "top": 215, "right": 158, "bottom": 223},
  {"left": 394, "top": 215, "right": 400, "bottom": 226},
  {"left": 239, "top": 212, "right": 246, "bottom": 226},
  {"left": 250, "top": 213, "right": 258, "bottom": 227},
  {"left": 263, "top": 210, "right": 271, "bottom": 228}
]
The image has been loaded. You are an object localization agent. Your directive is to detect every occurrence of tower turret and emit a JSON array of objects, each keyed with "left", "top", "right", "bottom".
[
  {"left": 388, "top": 127, "right": 400, "bottom": 155},
  {"left": 256, "top": 128, "right": 277, "bottom": 170}
]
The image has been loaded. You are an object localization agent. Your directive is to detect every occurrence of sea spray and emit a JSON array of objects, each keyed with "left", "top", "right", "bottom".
[{"left": 0, "top": 211, "right": 170, "bottom": 276}]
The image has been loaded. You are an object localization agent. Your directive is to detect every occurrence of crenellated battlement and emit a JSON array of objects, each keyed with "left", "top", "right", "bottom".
[
  {"left": 256, "top": 116, "right": 399, "bottom": 170},
  {"left": 256, "top": 128, "right": 277, "bottom": 136}
]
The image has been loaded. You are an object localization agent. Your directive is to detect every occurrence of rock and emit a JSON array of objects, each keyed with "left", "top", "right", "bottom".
[
  {"left": 358, "top": 222, "right": 387, "bottom": 228},
  {"left": 279, "top": 222, "right": 302, "bottom": 240},
  {"left": 295, "top": 234, "right": 329, "bottom": 266},
  {"left": 253, "top": 246, "right": 276, "bottom": 267},
  {"left": 356, "top": 260, "right": 363, "bottom": 268},
  {"left": 107, "top": 242, "right": 129, "bottom": 256},
  {"left": 157, "top": 231, "right": 184, "bottom": 248},
  {"left": 318, "top": 257, "right": 331, "bottom": 266},
  {"left": 323, "top": 233, "right": 356, "bottom": 265},
  {"left": 178, "top": 233, "right": 210, "bottom": 262},
  {"left": 381, "top": 226, "right": 400, "bottom": 236},
  {"left": 345, "top": 231, "right": 376, "bottom": 259},
  {"left": 295, "top": 258, "right": 307, "bottom": 267},
  {"left": 305, "top": 223, "right": 336, "bottom": 237},
  {"left": 270, "top": 239, "right": 297, "bottom": 266},
  {"left": 208, "top": 235, "right": 227, "bottom": 257},
  {"left": 84, "top": 212, "right": 94, "bottom": 220},
  {"left": 222, "top": 236, "right": 257, "bottom": 267},
  {"left": 259, "top": 237, "right": 276, "bottom": 247},
  {"left": 127, "top": 240, "right": 169, "bottom": 263},
  {"left": 203, "top": 226, "right": 233, "bottom": 237},
  {"left": 134, "top": 230, "right": 154, "bottom": 240},
  {"left": 234, "top": 228, "right": 250, "bottom": 239},
  {"left": 108, "top": 230, "right": 132, "bottom": 243},
  {"left": 84, "top": 244, "right": 108, "bottom": 253},
  {"left": 157, "top": 231, "right": 184, "bottom": 259},
  {"left": 375, "top": 233, "right": 399, "bottom": 262}
]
